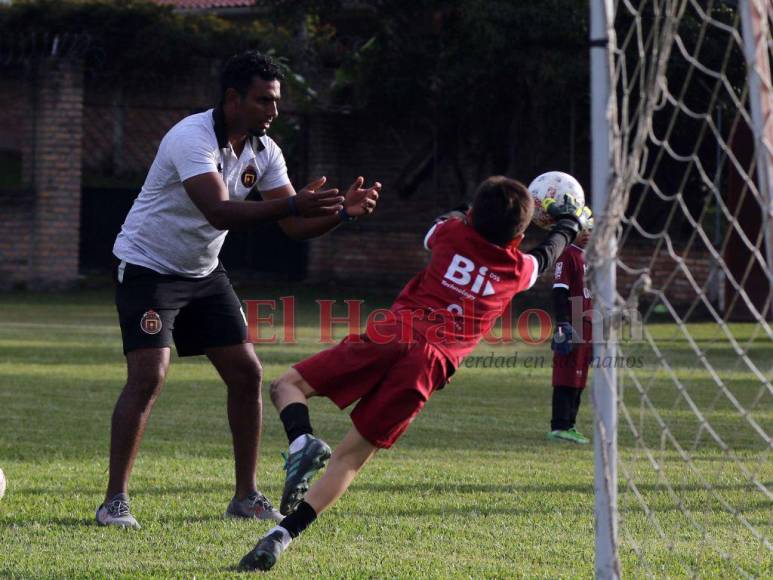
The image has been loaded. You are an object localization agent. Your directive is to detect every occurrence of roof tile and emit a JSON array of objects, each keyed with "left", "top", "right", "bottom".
[{"left": 153, "top": 0, "right": 256, "bottom": 9}]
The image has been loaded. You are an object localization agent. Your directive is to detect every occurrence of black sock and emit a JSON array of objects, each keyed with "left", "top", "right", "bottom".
[
  {"left": 280, "top": 501, "right": 317, "bottom": 538},
  {"left": 279, "top": 403, "right": 314, "bottom": 445},
  {"left": 551, "top": 385, "right": 576, "bottom": 431}
]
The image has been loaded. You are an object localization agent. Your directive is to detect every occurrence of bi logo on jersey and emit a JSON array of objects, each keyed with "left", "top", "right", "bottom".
[{"left": 443, "top": 254, "right": 497, "bottom": 297}]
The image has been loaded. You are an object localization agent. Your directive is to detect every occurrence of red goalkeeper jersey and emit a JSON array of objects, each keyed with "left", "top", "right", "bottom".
[
  {"left": 553, "top": 244, "right": 593, "bottom": 323},
  {"left": 388, "top": 218, "right": 538, "bottom": 367}
]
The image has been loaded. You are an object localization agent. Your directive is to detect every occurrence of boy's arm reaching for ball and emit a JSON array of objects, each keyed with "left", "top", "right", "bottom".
[
  {"left": 425, "top": 197, "right": 591, "bottom": 276},
  {"left": 528, "top": 198, "right": 592, "bottom": 275}
]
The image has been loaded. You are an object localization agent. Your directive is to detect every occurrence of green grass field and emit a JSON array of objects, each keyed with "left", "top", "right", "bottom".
[{"left": 0, "top": 288, "right": 770, "bottom": 578}]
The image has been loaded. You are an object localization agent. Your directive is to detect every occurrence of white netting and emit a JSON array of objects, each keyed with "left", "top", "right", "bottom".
[{"left": 588, "top": 0, "right": 773, "bottom": 576}]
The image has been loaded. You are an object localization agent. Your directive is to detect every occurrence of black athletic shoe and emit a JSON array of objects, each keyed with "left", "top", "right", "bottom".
[
  {"left": 238, "top": 530, "right": 287, "bottom": 572},
  {"left": 280, "top": 435, "right": 331, "bottom": 515}
]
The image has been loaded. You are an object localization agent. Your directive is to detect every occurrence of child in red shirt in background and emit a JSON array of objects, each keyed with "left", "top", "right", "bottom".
[
  {"left": 239, "top": 176, "right": 592, "bottom": 572},
  {"left": 548, "top": 226, "right": 593, "bottom": 444}
]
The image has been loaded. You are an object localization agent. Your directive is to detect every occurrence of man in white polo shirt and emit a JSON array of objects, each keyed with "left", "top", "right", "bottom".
[{"left": 97, "top": 50, "right": 380, "bottom": 528}]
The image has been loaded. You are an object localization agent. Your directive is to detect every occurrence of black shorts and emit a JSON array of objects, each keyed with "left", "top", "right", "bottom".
[{"left": 115, "top": 260, "right": 249, "bottom": 356}]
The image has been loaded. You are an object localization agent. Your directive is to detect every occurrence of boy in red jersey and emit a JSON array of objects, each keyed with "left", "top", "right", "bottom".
[
  {"left": 238, "top": 176, "right": 592, "bottom": 572},
  {"left": 548, "top": 227, "right": 593, "bottom": 444}
]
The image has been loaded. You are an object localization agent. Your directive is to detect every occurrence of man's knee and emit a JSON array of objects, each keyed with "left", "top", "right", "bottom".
[
  {"left": 228, "top": 356, "right": 263, "bottom": 396},
  {"left": 123, "top": 376, "right": 165, "bottom": 408},
  {"left": 242, "top": 356, "right": 264, "bottom": 385},
  {"left": 125, "top": 365, "right": 166, "bottom": 399},
  {"left": 125, "top": 351, "right": 169, "bottom": 401}
]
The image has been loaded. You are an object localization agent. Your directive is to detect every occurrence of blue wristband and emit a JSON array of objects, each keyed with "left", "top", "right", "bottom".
[
  {"left": 288, "top": 196, "right": 300, "bottom": 217},
  {"left": 339, "top": 206, "right": 357, "bottom": 222}
]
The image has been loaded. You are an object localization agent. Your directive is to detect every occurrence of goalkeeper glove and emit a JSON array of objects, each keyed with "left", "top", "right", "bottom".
[
  {"left": 544, "top": 196, "right": 593, "bottom": 233},
  {"left": 551, "top": 322, "right": 574, "bottom": 356}
]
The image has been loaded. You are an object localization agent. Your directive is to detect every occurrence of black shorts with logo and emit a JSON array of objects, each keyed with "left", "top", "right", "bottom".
[{"left": 115, "top": 261, "right": 249, "bottom": 356}]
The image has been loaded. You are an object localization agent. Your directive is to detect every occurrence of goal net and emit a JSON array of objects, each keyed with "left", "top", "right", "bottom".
[{"left": 588, "top": 0, "right": 772, "bottom": 577}]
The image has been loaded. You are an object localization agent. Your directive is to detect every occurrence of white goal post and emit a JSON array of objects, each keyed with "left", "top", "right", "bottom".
[{"left": 588, "top": 0, "right": 773, "bottom": 577}]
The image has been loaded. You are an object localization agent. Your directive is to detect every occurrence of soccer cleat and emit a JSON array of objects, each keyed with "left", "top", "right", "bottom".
[
  {"left": 280, "top": 435, "right": 331, "bottom": 516},
  {"left": 225, "top": 491, "right": 282, "bottom": 522},
  {"left": 568, "top": 427, "right": 591, "bottom": 444},
  {"left": 238, "top": 529, "right": 288, "bottom": 572},
  {"left": 547, "top": 428, "right": 590, "bottom": 445},
  {"left": 95, "top": 493, "right": 141, "bottom": 529}
]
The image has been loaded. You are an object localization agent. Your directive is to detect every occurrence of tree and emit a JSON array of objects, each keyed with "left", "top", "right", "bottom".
[{"left": 328, "top": 0, "right": 591, "bottom": 198}]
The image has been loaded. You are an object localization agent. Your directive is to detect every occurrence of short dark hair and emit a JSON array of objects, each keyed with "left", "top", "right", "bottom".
[
  {"left": 220, "top": 50, "right": 284, "bottom": 100},
  {"left": 471, "top": 176, "right": 534, "bottom": 246}
]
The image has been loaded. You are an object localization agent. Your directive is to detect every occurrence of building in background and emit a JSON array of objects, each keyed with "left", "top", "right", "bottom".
[{"left": 0, "top": 1, "right": 715, "bottom": 315}]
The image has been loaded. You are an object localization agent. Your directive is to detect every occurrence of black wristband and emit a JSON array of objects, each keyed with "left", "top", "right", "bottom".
[{"left": 288, "top": 196, "right": 300, "bottom": 217}]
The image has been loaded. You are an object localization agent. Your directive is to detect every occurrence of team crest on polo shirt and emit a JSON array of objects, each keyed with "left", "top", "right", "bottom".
[
  {"left": 241, "top": 166, "right": 258, "bottom": 188},
  {"left": 140, "top": 310, "right": 162, "bottom": 335}
]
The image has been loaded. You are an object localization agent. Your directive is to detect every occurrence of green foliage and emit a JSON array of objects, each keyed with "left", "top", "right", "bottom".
[
  {"left": 334, "top": 1, "right": 589, "bottom": 118},
  {"left": 0, "top": 0, "right": 296, "bottom": 89},
  {"left": 256, "top": 0, "right": 343, "bottom": 24},
  {"left": 327, "top": 0, "right": 591, "bottom": 183}
]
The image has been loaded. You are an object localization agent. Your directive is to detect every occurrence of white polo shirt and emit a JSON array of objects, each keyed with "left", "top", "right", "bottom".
[{"left": 113, "top": 108, "right": 291, "bottom": 277}]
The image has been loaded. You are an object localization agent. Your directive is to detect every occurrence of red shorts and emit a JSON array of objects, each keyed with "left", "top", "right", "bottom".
[
  {"left": 293, "top": 328, "right": 451, "bottom": 449},
  {"left": 552, "top": 340, "right": 592, "bottom": 389}
]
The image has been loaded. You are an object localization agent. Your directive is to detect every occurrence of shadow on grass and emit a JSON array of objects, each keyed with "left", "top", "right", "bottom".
[
  {"left": 1, "top": 512, "right": 269, "bottom": 528},
  {"left": 1, "top": 516, "right": 93, "bottom": 528},
  {"left": 338, "top": 505, "right": 533, "bottom": 517},
  {"left": 5, "top": 434, "right": 770, "bottom": 461},
  {"left": 354, "top": 481, "right": 593, "bottom": 494},
  {"left": 13, "top": 482, "right": 240, "bottom": 497},
  {"left": 155, "top": 514, "right": 237, "bottom": 525},
  {"left": 354, "top": 480, "right": 772, "bottom": 497}
]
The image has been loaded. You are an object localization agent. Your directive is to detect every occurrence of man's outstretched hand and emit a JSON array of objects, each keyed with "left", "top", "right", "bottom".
[
  {"left": 342, "top": 176, "right": 381, "bottom": 218},
  {"left": 294, "top": 177, "right": 345, "bottom": 217}
]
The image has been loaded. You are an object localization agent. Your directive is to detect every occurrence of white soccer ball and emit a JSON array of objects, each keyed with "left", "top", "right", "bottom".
[
  {"left": 528, "top": 171, "right": 586, "bottom": 229},
  {"left": 0, "top": 468, "right": 5, "bottom": 499}
]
